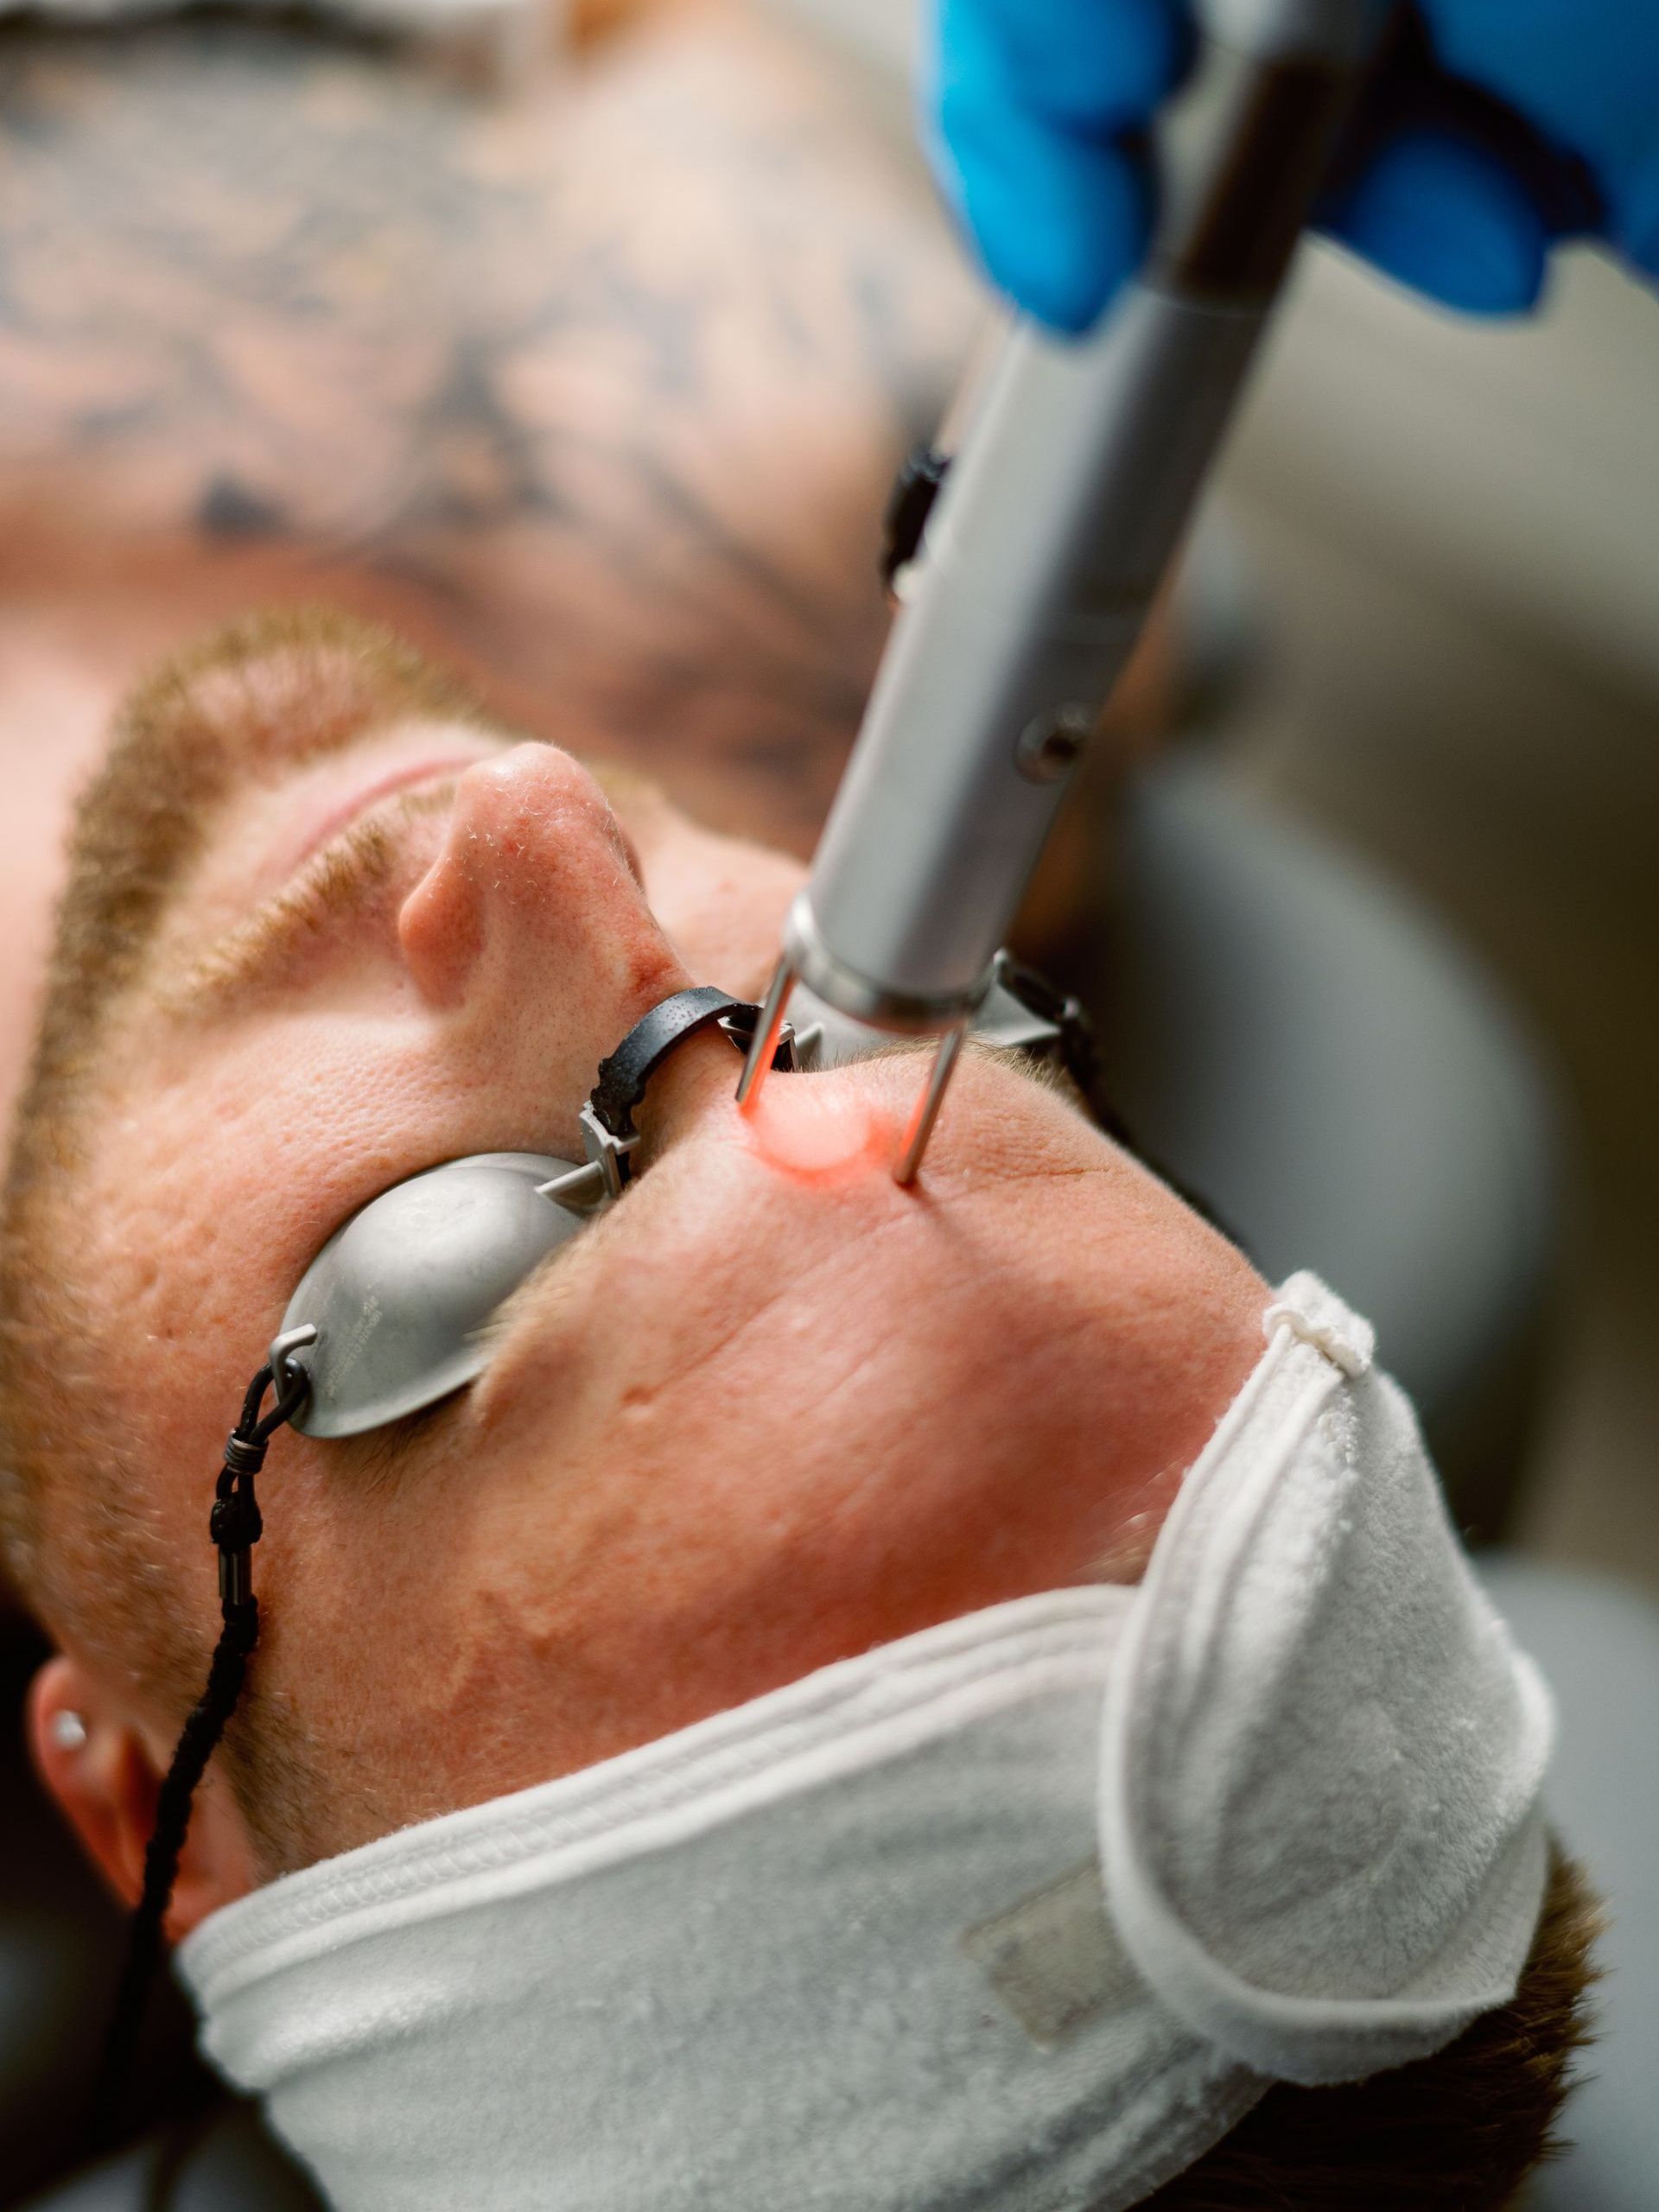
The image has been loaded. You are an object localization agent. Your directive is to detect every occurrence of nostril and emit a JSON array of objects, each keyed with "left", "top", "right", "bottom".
[{"left": 399, "top": 849, "right": 486, "bottom": 1011}]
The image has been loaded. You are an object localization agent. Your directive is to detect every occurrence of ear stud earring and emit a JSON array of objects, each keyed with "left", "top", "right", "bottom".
[{"left": 50, "top": 1710, "right": 88, "bottom": 1751}]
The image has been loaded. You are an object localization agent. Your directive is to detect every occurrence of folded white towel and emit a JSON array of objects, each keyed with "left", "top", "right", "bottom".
[
  {"left": 180, "top": 1274, "right": 1553, "bottom": 2212},
  {"left": 1102, "top": 1275, "right": 1553, "bottom": 2085}
]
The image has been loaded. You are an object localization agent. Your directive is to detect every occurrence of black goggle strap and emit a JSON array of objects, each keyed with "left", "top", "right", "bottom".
[
  {"left": 543, "top": 986, "right": 798, "bottom": 1211},
  {"left": 992, "top": 951, "right": 1245, "bottom": 1248},
  {"left": 90, "top": 1333, "right": 314, "bottom": 2153}
]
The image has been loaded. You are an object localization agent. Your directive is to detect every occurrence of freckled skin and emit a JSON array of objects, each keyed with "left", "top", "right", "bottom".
[{"left": 77, "top": 718, "right": 1266, "bottom": 1878}]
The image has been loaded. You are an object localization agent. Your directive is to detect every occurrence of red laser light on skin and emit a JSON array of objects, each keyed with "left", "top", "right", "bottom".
[
  {"left": 735, "top": 962, "right": 964, "bottom": 1186},
  {"left": 741, "top": 1077, "right": 881, "bottom": 1181}
]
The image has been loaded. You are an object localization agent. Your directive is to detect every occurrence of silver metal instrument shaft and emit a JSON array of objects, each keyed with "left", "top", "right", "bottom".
[
  {"left": 741, "top": 0, "right": 1383, "bottom": 1174},
  {"left": 893, "top": 1018, "right": 971, "bottom": 1187},
  {"left": 735, "top": 957, "right": 797, "bottom": 1109}
]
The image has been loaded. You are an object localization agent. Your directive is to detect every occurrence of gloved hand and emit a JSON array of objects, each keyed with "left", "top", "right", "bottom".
[{"left": 929, "top": 0, "right": 1659, "bottom": 331}]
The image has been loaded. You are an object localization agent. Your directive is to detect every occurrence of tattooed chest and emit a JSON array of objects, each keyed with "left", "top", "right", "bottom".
[
  {"left": 0, "top": 14, "right": 972, "bottom": 823},
  {"left": 0, "top": 18, "right": 957, "bottom": 556},
  {"left": 0, "top": 28, "right": 607, "bottom": 547}
]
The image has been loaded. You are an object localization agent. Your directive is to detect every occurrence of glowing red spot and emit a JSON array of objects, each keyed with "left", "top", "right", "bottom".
[{"left": 744, "top": 1080, "right": 878, "bottom": 1180}]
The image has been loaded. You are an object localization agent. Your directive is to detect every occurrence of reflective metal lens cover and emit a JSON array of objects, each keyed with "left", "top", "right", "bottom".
[{"left": 280, "top": 1152, "right": 588, "bottom": 1439}]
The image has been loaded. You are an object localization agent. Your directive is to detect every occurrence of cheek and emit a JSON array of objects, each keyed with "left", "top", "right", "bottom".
[
  {"left": 250, "top": 1426, "right": 628, "bottom": 1833},
  {"left": 81, "top": 1039, "right": 444, "bottom": 1482},
  {"left": 466, "top": 1192, "right": 1122, "bottom": 1726},
  {"left": 104, "top": 1046, "right": 417, "bottom": 1294},
  {"left": 637, "top": 823, "right": 804, "bottom": 993}
]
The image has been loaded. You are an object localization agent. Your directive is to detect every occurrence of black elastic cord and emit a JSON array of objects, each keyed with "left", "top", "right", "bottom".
[
  {"left": 992, "top": 952, "right": 1247, "bottom": 1247},
  {"left": 89, "top": 1603, "right": 258, "bottom": 2150},
  {"left": 588, "top": 986, "right": 790, "bottom": 1154},
  {"left": 90, "top": 1354, "right": 308, "bottom": 2153}
]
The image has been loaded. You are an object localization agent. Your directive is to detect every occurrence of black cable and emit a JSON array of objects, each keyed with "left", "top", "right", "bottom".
[
  {"left": 90, "top": 1353, "right": 308, "bottom": 2155},
  {"left": 90, "top": 1600, "right": 258, "bottom": 2150}
]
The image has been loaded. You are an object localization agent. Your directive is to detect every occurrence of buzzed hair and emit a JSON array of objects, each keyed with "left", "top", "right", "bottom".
[{"left": 1147, "top": 1845, "right": 1600, "bottom": 2211}]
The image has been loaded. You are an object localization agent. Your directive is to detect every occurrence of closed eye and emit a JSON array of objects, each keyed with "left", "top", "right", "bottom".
[{"left": 162, "top": 779, "right": 461, "bottom": 1014}]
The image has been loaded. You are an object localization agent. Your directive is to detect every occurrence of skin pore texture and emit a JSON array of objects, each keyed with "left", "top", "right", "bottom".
[{"left": 16, "top": 618, "right": 1267, "bottom": 1920}]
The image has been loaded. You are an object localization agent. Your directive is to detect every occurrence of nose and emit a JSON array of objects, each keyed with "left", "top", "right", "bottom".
[{"left": 397, "top": 743, "right": 685, "bottom": 1033}]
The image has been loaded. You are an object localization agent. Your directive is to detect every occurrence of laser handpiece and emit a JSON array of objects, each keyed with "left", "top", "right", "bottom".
[{"left": 739, "top": 0, "right": 1384, "bottom": 1176}]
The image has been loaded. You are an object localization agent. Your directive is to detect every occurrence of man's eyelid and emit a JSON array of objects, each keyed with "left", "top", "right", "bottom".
[
  {"left": 164, "top": 778, "right": 463, "bottom": 1012},
  {"left": 271, "top": 765, "right": 470, "bottom": 906}
]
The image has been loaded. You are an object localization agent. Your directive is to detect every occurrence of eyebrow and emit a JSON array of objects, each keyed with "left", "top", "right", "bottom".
[{"left": 160, "top": 779, "right": 463, "bottom": 1016}]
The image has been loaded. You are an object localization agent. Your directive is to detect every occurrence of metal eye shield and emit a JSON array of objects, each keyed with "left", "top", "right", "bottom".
[
  {"left": 276, "top": 987, "right": 791, "bottom": 1440},
  {"left": 274, "top": 965, "right": 1077, "bottom": 1442}
]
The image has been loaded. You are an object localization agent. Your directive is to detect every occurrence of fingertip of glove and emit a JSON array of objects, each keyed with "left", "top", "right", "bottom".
[
  {"left": 938, "top": 0, "right": 1187, "bottom": 132},
  {"left": 1322, "top": 130, "right": 1551, "bottom": 315},
  {"left": 928, "top": 86, "right": 1153, "bottom": 333}
]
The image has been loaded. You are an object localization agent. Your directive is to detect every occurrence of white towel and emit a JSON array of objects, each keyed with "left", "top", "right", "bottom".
[
  {"left": 179, "top": 1274, "right": 1554, "bottom": 2212},
  {"left": 1101, "top": 1275, "right": 1554, "bottom": 2084}
]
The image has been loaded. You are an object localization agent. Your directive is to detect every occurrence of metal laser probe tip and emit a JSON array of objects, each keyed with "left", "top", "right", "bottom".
[
  {"left": 736, "top": 957, "right": 797, "bottom": 1113},
  {"left": 893, "top": 1019, "right": 969, "bottom": 1186}
]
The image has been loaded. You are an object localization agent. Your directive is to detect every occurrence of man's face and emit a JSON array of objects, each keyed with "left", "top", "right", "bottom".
[{"left": 59, "top": 626, "right": 1265, "bottom": 1877}]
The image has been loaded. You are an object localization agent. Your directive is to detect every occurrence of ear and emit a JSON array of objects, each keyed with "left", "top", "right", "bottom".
[{"left": 28, "top": 1650, "right": 258, "bottom": 1940}]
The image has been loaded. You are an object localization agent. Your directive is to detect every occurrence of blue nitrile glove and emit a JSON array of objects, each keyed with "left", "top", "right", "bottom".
[{"left": 929, "top": 0, "right": 1659, "bottom": 331}]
